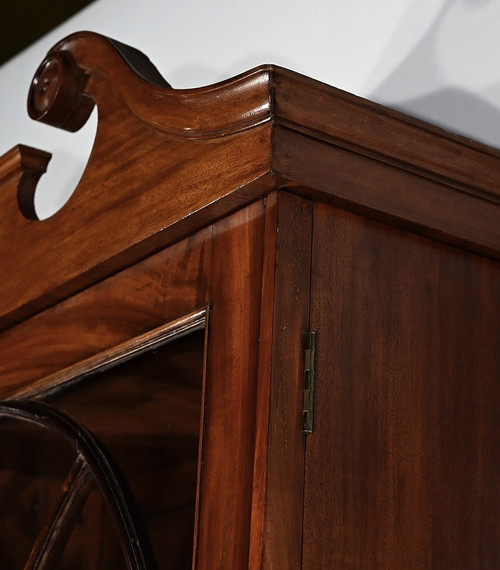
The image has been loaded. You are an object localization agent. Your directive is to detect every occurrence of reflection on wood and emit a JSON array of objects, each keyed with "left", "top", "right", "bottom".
[
  {"left": 0, "top": 326, "right": 205, "bottom": 569},
  {"left": 0, "top": 399, "right": 156, "bottom": 569},
  {"left": 0, "top": 233, "right": 210, "bottom": 396},
  {"left": 11, "top": 309, "right": 206, "bottom": 402},
  {"left": 47, "top": 328, "right": 205, "bottom": 569}
]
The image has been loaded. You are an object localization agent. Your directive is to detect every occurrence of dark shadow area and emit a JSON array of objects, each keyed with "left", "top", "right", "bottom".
[
  {"left": 369, "top": 0, "right": 500, "bottom": 148},
  {"left": 387, "top": 88, "right": 500, "bottom": 148},
  {"left": 0, "top": 0, "right": 96, "bottom": 64}
]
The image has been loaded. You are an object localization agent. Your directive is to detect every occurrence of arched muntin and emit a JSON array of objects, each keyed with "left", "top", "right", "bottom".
[{"left": 0, "top": 399, "right": 157, "bottom": 570}]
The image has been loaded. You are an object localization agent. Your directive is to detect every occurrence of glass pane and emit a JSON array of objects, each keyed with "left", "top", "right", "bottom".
[
  {"left": 0, "top": 418, "right": 75, "bottom": 566},
  {"left": 46, "top": 327, "right": 205, "bottom": 569},
  {"left": 58, "top": 483, "right": 126, "bottom": 569}
]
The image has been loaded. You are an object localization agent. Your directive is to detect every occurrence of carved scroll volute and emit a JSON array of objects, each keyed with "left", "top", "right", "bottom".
[
  {"left": 26, "top": 32, "right": 174, "bottom": 135},
  {"left": 28, "top": 51, "right": 94, "bottom": 132},
  {"left": 0, "top": 31, "right": 274, "bottom": 329},
  {"left": 25, "top": 31, "right": 271, "bottom": 138},
  {"left": 28, "top": 52, "right": 94, "bottom": 132}
]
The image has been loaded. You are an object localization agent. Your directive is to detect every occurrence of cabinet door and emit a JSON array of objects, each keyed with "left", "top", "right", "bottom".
[
  {"left": 0, "top": 321, "right": 206, "bottom": 569},
  {"left": 303, "top": 204, "right": 500, "bottom": 569},
  {"left": 0, "top": 198, "right": 275, "bottom": 570}
]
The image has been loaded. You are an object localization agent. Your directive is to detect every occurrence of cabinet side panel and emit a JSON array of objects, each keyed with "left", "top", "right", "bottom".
[{"left": 303, "top": 203, "right": 500, "bottom": 569}]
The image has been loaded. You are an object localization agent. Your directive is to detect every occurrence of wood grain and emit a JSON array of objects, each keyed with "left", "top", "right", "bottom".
[
  {"left": 0, "top": 145, "right": 51, "bottom": 221},
  {"left": 195, "top": 200, "right": 267, "bottom": 570},
  {"left": 8, "top": 309, "right": 206, "bottom": 401},
  {"left": 0, "top": 32, "right": 276, "bottom": 330},
  {"left": 247, "top": 191, "right": 278, "bottom": 570},
  {"left": 303, "top": 203, "right": 500, "bottom": 569},
  {"left": 0, "top": 117, "right": 272, "bottom": 329},
  {"left": 0, "top": 227, "right": 211, "bottom": 397},
  {"left": 249, "top": 191, "right": 313, "bottom": 570},
  {"left": 2, "top": 31, "right": 500, "bottom": 329},
  {"left": 29, "top": 32, "right": 271, "bottom": 137},
  {"left": 46, "top": 329, "right": 206, "bottom": 569},
  {"left": 271, "top": 66, "right": 500, "bottom": 202},
  {"left": 1, "top": 30, "right": 500, "bottom": 570},
  {"left": 272, "top": 126, "right": 500, "bottom": 261}
]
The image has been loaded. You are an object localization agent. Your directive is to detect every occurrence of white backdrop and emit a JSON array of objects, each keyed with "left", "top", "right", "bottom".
[{"left": 1, "top": 0, "right": 500, "bottom": 218}]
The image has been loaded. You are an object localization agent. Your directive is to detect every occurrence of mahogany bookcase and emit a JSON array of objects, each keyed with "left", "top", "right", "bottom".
[{"left": 0, "top": 32, "right": 498, "bottom": 569}]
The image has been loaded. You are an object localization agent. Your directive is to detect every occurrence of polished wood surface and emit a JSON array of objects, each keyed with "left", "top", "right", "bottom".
[
  {"left": 196, "top": 200, "right": 268, "bottom": 569},
  {"left": 0, "top": 327, "right": 205, "bottom": 570},
  {"left": 0, "top": 145, "right": 51, "bottom": 221},
  {"left": 303, "top": 203, "right": 500, "bottom": 569},
  {"left": 0, "top": 228, "right": 211, "bottom": 396},
  {"left": 1, "top": 31, "right": 500, "bottom": 329},
  {"left": 0, "top": 196, "right": 307, "bottom": 569},
  {"left": 9, "top": 310, "right": 206, "bottom": 401},
  {"left": 249, "top": 192, "right": 312, "bottom": 570},
  {"left": 0, "top": 30, "right": 274, "bottom": 329},
  {"left": 0, "top": 121, "right": 272, "bottom": 329},
  {"left": 273, "top": 126, "right": 500, "bottom": 260},
  {"left": 0, "top": 30, "right": 499, "bottom": 570},
  {"left": 271, "top": 67, "right": 500, "bottom": 200}
]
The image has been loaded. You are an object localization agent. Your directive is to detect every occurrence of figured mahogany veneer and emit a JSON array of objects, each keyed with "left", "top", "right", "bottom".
[{"left": 0, "top": 31, "right": 499, "bottom": 570}]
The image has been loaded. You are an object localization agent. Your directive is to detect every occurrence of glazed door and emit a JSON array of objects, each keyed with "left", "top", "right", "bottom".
[
  {"left": 0, "top": 198, "right": 275, "bottom": 570},
  {"left": 0, "top": 315, "right": 206, "bottom": 569}
]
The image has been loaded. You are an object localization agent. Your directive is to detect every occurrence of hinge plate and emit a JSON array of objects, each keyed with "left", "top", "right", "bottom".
[{"left": 302, "top": 331, "right": 317, "bottom": 434}]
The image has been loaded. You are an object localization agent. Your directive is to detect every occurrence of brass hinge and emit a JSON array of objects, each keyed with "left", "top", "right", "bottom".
[{"left": 302, "top": 331, "right": 317, "bottom": 434}]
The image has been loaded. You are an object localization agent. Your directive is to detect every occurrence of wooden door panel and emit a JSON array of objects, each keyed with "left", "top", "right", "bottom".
[{"left": 303, "top": 203, "right": 500, "bottom": 569}]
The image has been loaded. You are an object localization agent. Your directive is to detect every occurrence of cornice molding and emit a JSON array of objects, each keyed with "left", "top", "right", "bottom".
[{"left": 0, "top": 31, "right": 499, "bottom": 330}]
